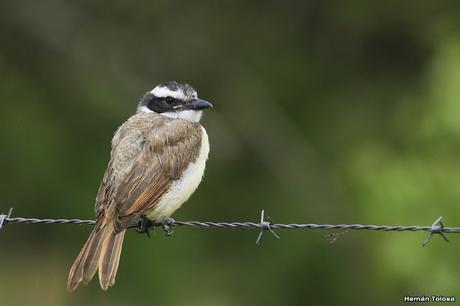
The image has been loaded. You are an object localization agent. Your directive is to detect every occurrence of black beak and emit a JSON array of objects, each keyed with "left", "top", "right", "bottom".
[{"left": 187, "top": 99, "right": 213, "bottom": 110}]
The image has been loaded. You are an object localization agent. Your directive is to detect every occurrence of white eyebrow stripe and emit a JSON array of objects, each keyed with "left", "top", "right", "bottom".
[{"left": 150, "top": 86, "right": 186, "bottom": 100}]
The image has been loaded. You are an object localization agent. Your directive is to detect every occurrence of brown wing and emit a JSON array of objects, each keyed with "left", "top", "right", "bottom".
[{"left": 95, "top": 113, "right": 203, "bottom": 232}]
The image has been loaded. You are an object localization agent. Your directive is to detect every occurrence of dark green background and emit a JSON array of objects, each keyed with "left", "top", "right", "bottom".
[{"left": 1, "top": 1, "right": 460, "bottom": 305}]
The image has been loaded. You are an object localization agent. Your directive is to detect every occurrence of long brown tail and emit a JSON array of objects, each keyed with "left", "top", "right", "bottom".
[{"left": 67, "top": 220, "right": 126, "bottom": 292}]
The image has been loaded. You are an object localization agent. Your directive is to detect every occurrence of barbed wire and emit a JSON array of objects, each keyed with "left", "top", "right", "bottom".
[{"left": 1, "top": 208, "right": 458, "bottom": 246}]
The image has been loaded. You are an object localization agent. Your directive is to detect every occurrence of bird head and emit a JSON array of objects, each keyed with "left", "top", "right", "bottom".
[{"left": 138, "top": 81, "right": 213, "bottom": 122}]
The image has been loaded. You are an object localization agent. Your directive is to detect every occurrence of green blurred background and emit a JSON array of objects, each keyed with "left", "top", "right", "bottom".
[{"left": 1, "top": 0, "right": 460, "bottom": 305}]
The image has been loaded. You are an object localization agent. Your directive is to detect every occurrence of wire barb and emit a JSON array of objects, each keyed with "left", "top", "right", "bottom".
[
  {"left": 0, "top": 214, "right": 6, "bottom": 230},
  {"left": 422, "top": 216, "right": 449, "bottom": 247},
  {"left": 0, "top": 208, "right": 13, "bottom": 230},
  {"left": 256, "top": 210, "right": 280, "bottom": 245}
]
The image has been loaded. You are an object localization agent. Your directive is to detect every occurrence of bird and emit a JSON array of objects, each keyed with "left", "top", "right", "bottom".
[{"left": 67, "top": 81, "right": 213, "bottom": 292}]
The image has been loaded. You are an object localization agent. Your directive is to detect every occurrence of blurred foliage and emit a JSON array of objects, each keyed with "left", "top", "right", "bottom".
[{"left": 1, "top": 0, "right": 460, "bottom": 305}]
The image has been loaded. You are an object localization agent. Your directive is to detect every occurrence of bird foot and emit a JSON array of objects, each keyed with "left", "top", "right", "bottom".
[
  {"left": 136, "top": 215, "right": 154, "bottom": 238},
  {"left": 162, "top": 217, "right": 176, "bottom": 237}
]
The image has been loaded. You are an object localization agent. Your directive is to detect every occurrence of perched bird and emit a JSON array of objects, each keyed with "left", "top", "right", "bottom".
[{"left": 67, "top": 81, "right": 212, "bottom": 292}]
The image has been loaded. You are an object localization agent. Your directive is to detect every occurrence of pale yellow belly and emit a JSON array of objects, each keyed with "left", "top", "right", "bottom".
[{"left": 146, "top": 126, "right": 209, "bottom": 221}]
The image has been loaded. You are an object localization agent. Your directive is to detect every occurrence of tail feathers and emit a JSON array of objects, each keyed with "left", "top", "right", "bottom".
[
  {"left": 99, "top": 227, "right": 125, "bottom": 290},
  {"left": 67, "top": 222, "right": 125, "bottom": 292}
]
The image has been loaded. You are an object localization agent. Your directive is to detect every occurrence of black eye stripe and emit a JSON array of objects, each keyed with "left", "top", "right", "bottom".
[
  {"left": 147, "top": 97, "right": 161, "bottom": 111},
  {"left": 165, "top": 96, "right": 176, "bottom": 104},
  {"left": 143, "top": 94, "right": 182, "bottom": 113}
]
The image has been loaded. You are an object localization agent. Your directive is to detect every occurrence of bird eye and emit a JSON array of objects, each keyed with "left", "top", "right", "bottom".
[{"left": 165, "top": 97, "right": 175, "bottom": 104}]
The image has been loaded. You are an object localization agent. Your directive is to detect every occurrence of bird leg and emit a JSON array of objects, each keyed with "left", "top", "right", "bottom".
[
  {"left": 136, "top": 215, "right": 154, "bottom": 238},
  {"left": 162, "top": 217, "right": 176, "bottom": 237}
]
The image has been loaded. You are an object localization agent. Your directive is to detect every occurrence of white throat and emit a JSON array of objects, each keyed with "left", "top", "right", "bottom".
[
  {"left": 138, "top": 106, "right": 203, "bottom": 123},
  {"left": 161, "top": 110, "right": 203, "bottom": 122}
]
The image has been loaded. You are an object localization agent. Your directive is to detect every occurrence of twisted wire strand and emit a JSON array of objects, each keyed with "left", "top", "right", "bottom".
[
  {"left": 1, "top": 209, "right": 458, "bottom": 246},
  {"left": 3, "top": 216, "right": 460, "bottom": 233}
]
